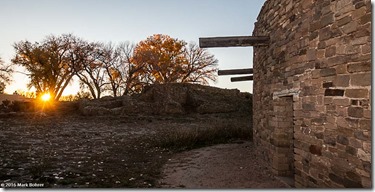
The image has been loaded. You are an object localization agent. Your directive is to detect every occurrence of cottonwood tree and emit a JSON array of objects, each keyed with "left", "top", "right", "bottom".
[
  {"left": 12, "top": 33, "right": 219, "bottom": 99},
  {"left": 132, "top": 34, "right": 218, "bottom": 87},
  {"left": 132, "top": 34, "right": 187, "bottom": 84},
  {"left": 12, "top": 34, "right": 77, "bottom": 100}
]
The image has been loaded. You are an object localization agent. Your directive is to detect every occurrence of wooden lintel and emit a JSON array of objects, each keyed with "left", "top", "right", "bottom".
[
  {"left": 199, "top": 36, "right": 269, "bottom": 48},
  {"left": 218, "top": 68, "right": 253, "bottom": 76},
  {"left": 231, "top": 76, "right": 253, "bottom": 82}
]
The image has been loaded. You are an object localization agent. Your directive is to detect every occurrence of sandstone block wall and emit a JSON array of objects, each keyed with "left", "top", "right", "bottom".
[{"left": 252, "top": 0, "right": 371, "bottom": 188}]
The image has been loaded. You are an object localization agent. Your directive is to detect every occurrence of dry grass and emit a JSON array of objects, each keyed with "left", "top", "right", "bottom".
[{"left": 154, "top": 115, "right": 252, "bottom": 151}]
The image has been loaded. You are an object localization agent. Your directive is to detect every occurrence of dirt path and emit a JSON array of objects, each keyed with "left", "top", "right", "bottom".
[{"left": 159, "top": 141, "right": 289, "bottom": 189}]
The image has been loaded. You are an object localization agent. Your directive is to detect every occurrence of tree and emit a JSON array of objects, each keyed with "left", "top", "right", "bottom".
[
  {"left": 0, "top": 57, "right": 12, "bottom": 83},
  {"left": 69, "top": 40, "right": 107, "bottom": 99},
  {"left": 113, "top": 42, "right": 144, "bottom": 95},
  {"left": 132, "top": 34, "right": 187, "bottom": 84},
  {"left": 12, "top": 34, "right": 77, "bottom": 101},
  {"left": 132, "top": 34, "right": 218, "bottom": 86},
  {"left": 181, "top": 43, "right": 218, "bottom": 84},
  {"left": 0, "top": 57, "right": 13, "bottom": 93},
  {"left": 95, "top": 42, "right": 145, "bottom": 96},
  {"left": 95, "top": 42, "right": 122, "bottom": 97},
  {"left": 0, "top": 82, "right": 5, "bottom": 94}
]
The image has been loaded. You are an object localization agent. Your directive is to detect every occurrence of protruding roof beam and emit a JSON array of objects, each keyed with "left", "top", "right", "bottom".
[
  {"left": 199, "top": 36, "right": 269, "bottom": 48},
  {"left": 231, "top": 76, "right": 253, "bottom": 82},
  {"left": 218, "top": 68, "right": 253, "bottom": 76}
]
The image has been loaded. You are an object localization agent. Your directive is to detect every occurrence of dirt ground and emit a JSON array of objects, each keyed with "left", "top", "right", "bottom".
[
  {"left": 0, "top": 113, "right": 173, "bottom": 188},
  {"left": 159, "top": 141, "right": 288, "bottom": 188},
  {"left": 0, "top": 112, "right": 287, "bottom": 189}
]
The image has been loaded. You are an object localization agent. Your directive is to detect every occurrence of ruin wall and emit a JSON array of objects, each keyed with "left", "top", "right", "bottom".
[{"left": 252, "top": 0, "right": 371, "bottom": 187}]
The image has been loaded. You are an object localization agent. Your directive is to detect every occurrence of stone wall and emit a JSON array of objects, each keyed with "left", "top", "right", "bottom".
[
  {"left": 252, "top": 0, "right": 371, "bottom": 188},
  {"left": 79, "top": 83, "right": 252, "bottom": 116}
]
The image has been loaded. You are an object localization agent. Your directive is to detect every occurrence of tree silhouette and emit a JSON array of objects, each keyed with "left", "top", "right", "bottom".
[
  {"left": 69, "top": 40, "right": 107, "bottom": 99},
  {"left": 11, "top": 34, "right": 218, "bottom": 99},
  {"left": 12, "top": 34, "right": 79, "bottom": 100},
  {"left": 182, "top": 43, "right": 218, "bottom": 84},
  {"left": 0, "top": 57, "right": 13, "bottom": 93},
  {"left": 111, "top": 42, "right": 144, "bottom": 96}
]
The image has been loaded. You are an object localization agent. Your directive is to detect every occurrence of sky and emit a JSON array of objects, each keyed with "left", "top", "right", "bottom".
[{"left": 0, "top": 0, "right": 265, "bottom": 95}]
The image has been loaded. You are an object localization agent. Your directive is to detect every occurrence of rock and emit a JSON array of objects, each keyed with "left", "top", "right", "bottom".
[{"left": 357, "top": 149, "right": 371, "bottom": 162}]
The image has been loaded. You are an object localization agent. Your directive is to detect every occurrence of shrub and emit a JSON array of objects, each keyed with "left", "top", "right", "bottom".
[{"left": 10, "top": 101, "right": 35, "bottom": 112}]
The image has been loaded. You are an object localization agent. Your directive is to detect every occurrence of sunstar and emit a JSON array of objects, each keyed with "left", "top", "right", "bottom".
[{"left": 41, "top": 93, "right": 51, "bottom": 102}]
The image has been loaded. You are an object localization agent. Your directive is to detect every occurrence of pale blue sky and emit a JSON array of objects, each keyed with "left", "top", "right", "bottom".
[{"left": 0, "top": 0, "right": 265, "bottom": 95}]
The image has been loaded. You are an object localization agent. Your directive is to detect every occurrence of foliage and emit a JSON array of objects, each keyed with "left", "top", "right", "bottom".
[
  {"left": 12, "top": 34, "right": 77, "bottom": 101},
  {"left": 11, "top": 34, "right": 218, "bottom": 99},
  {"left": 0, "top": 81, "right": 5, "bottom": 94},
  {"left": 17, "top": 90, "right": 36, "bottom": 99},
  {"left": 132, "top": 34, "right": 218, "bottom": 85},
  {"left": 132, "top": 34, "right": 187, "bottom": 84},
  {"left": 59, "top": 94, "right": 76, "bottom": 102}
]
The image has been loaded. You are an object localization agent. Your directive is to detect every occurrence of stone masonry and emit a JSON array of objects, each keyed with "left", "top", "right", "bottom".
[{"left": 252, "top": 0, "right": 371, "bottom": 188}]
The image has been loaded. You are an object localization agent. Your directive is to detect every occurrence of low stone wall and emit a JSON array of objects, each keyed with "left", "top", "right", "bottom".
[
  {"left": 253, "top": 0, "right": 371, "bottom": 188},
  {"left": 79, "top": 83, "right": 252, "bottom": 116}
]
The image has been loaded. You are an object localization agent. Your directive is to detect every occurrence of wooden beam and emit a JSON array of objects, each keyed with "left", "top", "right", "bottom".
[
  {"left": 199, "top": 36, "right": 269, "bottom": 48},
  {"left": 218, "top": 68, "right": 253, "bottom": 76},
  {"left": 230, "top": 76, "right": 253, "bottom": 82}
]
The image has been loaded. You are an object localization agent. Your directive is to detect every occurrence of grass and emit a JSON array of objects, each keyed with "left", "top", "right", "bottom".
[{"left": 154, "top": 116, "right": 252, "bottom": 151}]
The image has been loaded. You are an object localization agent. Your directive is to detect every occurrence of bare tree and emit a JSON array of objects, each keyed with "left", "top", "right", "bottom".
[
  {"left": 70, "top": 41, "right": 107, "bottom": 99},
  {"left": 116, "top": 42, "right": 145, "bottom": 95},
  {"left": 181, "top": 43, "right": 218, "bottom": 84},
  {"left": 0, "top": 57, "right": 13, "bottom": 94},
  {"left": 95, "top": 42, "right": 122, "bottom": 97},
  {"left": 95, "top": 42, "right": 145, "bottom": 97},
  {"left": 0, "top": 57, "right": 12, "bottom": 84}
]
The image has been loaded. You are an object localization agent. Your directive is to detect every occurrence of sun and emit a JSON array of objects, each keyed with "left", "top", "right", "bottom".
[{"left": 41, "top": 93, "right": 51, "bottom": 102}]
